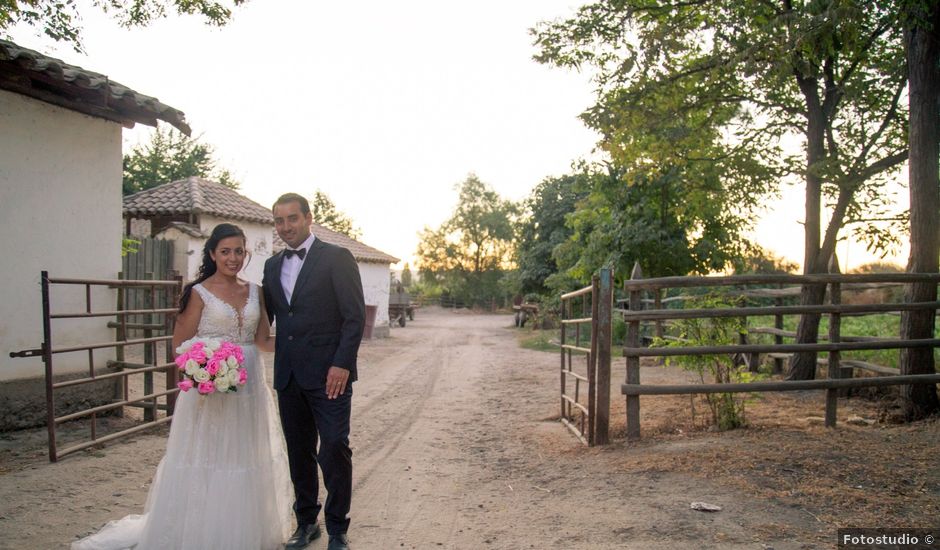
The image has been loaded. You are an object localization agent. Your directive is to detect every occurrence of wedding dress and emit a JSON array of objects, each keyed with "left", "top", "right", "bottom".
[{"left": 72, "top": 283, "right": 292, "bottom": 550}]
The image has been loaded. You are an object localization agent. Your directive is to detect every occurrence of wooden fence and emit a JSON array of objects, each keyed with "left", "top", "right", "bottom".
[
  {"left": 619, "top": 265, "right": 940, "bottom": 440},
  {"left": 121, "top": 237, "right": 176, "bottom": 338}
]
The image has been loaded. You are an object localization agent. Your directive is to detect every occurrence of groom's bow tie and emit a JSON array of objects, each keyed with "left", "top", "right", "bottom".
[{"left": 284, "top": 248, "right": 307, "bottom": 260}]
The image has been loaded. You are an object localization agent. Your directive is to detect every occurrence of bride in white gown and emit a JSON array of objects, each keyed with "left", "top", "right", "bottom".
[{"left": 73, "top": 223, "right": 292, "bottom": 550}]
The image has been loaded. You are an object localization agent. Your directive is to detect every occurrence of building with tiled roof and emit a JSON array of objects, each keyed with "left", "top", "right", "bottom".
[
  {"left": 0, "top": 39, "right": 192, "bottom": 428},
  {"left": 124, "top": 176, "right": 272, "bottom": 230},
  {"left": 124, "top": 179, "right": 399, "bottom": 338}
]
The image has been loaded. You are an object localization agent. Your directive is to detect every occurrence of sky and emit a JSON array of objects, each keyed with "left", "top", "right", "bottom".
[{"left": 9, "top": 0, "right": 910, "bottom": 271}]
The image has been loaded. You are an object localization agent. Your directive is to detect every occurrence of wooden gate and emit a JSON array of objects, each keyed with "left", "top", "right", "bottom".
[{"left": 559, "top": 268, "right": 613, "bottom": 446}]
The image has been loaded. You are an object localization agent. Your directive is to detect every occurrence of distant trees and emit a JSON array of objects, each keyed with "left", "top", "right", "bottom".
[
  {"left": 310, "top": 190, "right": 361, "bottom": 239},
  {"left": 415, "top": 174, "right": 516, "bottom": 307},
  {"left": 123, "top": 126, "right": 238, "bottom": 195}
]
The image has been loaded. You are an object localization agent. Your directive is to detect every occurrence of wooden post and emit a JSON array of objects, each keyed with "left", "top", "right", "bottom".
[
  {"left": 560, "top": 293, "right": 567, "bottom": 423},
  {"left": 114, "top": 272, "right": 126, "bottom": 418},
  {"left": 143, "top": 273, "right": 155, "bottom": 422},
  {"left": 40, "top": 272, "right": 57, "bottom": 462},
  {"left": 625, "top": 262, "right": 643, "bottom": 441},
  {"left": 825, "top": 256, "right": 842, "bottom": 427},
  {"left": 595, "top": 268, "right": 612, "bottom": 445},
  {"left": 773, "top": 291, "right": 784, "bottom": 374}
]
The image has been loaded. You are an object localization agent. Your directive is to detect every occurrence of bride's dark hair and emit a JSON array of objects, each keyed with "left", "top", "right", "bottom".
[{"left": 178, "top": 223, "right": 248, "bottom": 312}]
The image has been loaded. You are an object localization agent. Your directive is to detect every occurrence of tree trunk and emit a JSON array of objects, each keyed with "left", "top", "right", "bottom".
[
  {"left": 899, "top": 0, "right": 940, "bottom": 419},
  {"left": 788, "top": 74, "right": 828, "bottom": 380}
]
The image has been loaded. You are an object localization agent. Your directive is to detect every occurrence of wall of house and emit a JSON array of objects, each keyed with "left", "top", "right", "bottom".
[
  {"left": 198, "top": 215, "right": 272, "bottom": 285},
  {"left": 359, "top": 262, "right": 391, "bottom": 338},
  {"left": 0, "top": 90, "right": 122, "bottom": 427}
]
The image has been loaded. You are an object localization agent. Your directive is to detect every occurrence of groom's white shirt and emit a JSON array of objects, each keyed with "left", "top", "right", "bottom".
[{"left": 280, "top": 232, "right": 316, "bottom": 304}]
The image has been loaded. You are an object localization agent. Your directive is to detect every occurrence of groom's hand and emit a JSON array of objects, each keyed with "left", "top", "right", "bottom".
[{"left": 326, "top": 366, "right": 350, "bottom": 399}]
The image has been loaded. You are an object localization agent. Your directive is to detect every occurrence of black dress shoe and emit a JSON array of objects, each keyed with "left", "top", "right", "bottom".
[
  {"left": 285, "top": 523, "right": 322, "bottom": 549},
  {"left": 327, "top": 533, "right": 350, "bottom": 550}
]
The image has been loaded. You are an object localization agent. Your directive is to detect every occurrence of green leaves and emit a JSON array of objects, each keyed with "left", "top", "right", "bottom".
[
  {"left": 1, "top": 0, "right": 248, "bottom": 51},
  {"left": 310, "top": 190, "right": 361, "bottom": 239}
]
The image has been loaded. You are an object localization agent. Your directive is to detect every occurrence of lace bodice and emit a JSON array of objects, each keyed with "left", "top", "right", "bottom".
[{"left": 192, "top": 283, "right": 260, "bottom": 344}]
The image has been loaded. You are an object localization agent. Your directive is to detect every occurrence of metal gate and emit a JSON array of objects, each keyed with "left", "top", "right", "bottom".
[
  {"left": 10, "top": 272, "right": 182, "bottom": 461},
  {"left": 559, "top": 268, "right": 613, "bottom": 446}
]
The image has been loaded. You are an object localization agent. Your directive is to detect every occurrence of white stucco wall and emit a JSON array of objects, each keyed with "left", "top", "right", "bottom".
[
  {"left": 359, "top": 262, "right": 391, "bottom": 336},
  {"left": 0, "top": 89, "right": 121, "bottom": 381}
]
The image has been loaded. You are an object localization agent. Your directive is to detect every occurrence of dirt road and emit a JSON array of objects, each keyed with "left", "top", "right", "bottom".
[{"left": 1, "top": 306, "right": 936, "bottom": 549}]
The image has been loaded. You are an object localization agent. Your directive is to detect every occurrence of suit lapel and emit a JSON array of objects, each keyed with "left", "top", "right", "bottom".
[
  {"left": 269, "top": 251, "right": 290, "bottom": 309},
  {"left": 289, "top": 238, "right": 324, "bottom": 306}
]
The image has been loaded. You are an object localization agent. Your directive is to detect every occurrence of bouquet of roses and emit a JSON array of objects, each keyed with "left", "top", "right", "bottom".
[{"left": 174, "top": 337, "right": 247, "bottom": 395}]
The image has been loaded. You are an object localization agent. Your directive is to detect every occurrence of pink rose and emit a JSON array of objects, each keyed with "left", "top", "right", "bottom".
[
  {"left": 234, "top": 346, "right": 244, "bottom": 363},
  {"left": 174, "top": 352, "right": 190, "bottom": 370},
  {"left": 197, "top": 381, "right": 216, "bottom": 394},
  {"left": 205, "top": 357, "right": 221, "bottom": 376},
  {"left": 177, "top": 379, "right": 194, "bottom": 392},
  {"left": 189, "top": 349, "right": 207, "bottom": 363},
  {"left": 237, "top": 368, "right": 248, "bottom": 385}
]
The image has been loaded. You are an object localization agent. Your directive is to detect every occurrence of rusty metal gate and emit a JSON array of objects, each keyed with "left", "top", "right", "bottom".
[
  {"left": 559, "top": 268, "right": 613, "bottom": 446},
  {"left": 9, "top": 272, "right": 182, "bottom": 461}
]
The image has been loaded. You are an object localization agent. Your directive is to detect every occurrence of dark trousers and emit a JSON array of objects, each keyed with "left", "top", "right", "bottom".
[{"left": 277, "top": 376, "right": 353, "bottom": 535}]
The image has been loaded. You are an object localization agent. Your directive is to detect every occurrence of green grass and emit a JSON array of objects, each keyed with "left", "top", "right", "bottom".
[
  {"left": 746, "top": 313, "right": 940, "bottom": 370},
  {"left": 516, "top": 328, "right": 560, "bottom": 353}
]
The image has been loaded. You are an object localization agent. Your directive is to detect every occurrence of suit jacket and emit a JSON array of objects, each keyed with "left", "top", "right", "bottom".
[{"left": 262, "top": 237, "right": 366, "bottom": 391}]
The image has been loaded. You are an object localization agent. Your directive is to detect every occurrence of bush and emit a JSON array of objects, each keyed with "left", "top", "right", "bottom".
[{"left": 652, "top": 294, "right": 760, "bottom": 430}]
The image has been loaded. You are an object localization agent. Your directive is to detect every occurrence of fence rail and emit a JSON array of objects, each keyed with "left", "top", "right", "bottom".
[{"left": 620, "top": 265, "right": 940, "bottom": 440}]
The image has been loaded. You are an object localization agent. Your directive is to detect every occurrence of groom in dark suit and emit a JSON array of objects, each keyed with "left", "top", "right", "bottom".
[{"left": 263, "top": 193, "right": 365, "bottom": 550}]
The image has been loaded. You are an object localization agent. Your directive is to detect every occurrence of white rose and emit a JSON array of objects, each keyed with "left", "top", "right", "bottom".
[
  {"left": 204, "top": 339, "right": 221, "bottom": 353},
  {"left": 175, "top": 338, "right": 195, "bottom": 355},
  {"left": 226, "top": 356, "right": 239, "bottom": 369},
  {"left": 184, "top": 359, "right": 200, "bottom": 376},
  {"left": 217, "top": 362, "right": 229, "bottom": 377},
  {"left": 193, "top": 368, "right": 211, "bottom": 383},
  {"left": 227, "top": 369, "right": 240, "bottom": 385},
  {"left": 214, "top": 377, "right": 231, "bottom": 392}
]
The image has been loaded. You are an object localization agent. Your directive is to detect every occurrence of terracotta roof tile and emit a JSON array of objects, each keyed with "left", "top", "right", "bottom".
[
  {"left": 0, "top": 39, "right": 190, "bottom": 134},
  {"left": 123, "top": 177, "right": 272, "bottom": 224}
]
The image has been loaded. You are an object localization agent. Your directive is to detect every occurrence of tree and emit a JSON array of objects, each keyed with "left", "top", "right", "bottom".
[
  {"left": 515, "top": 173, "right": 591, "bottom": 296},
  {"left": 123, "top": 126, "right": 239, "bottom": 195},
  {"left": 1, "top": 0, "right": 248, "bottom": 52},
  {"left": 553, "top": 160, "right": 762, "bottom": 291},
  {"left": 898, "top": 0, "right": 940, "bottom": 418},
  {"left": 400, "top": 263, "right": 413, "bottom": 288},
  {"left": 415, "top": 174, "right": 517, "bottom": 306},
  {"left": 534, "top": 1, "right": 910, "bottom": 380},
  {"left": 310, "top": 190, "right": 361, "bottom": 239}
]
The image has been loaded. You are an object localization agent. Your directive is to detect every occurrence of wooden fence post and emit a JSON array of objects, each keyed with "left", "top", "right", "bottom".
[
  {"left": 595, "top": 268, "right": 612, "bottom": 445},
  {"left": 625, "top": 262, "right": 643, "bottom": 441},
  {"left": 825, "top": 255, "right": 842, "bottom": 427}
]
